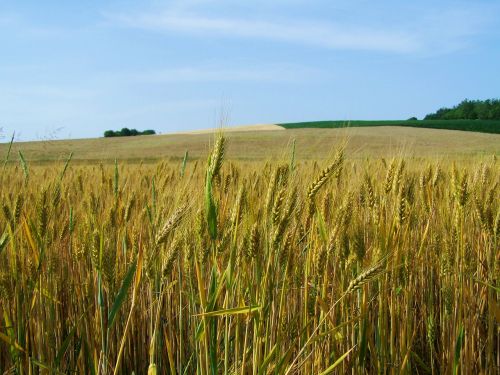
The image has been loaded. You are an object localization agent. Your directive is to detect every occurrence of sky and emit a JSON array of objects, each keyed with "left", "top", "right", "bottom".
[{"left": 1, "top": 0, "right": 499, "bottom": 141}]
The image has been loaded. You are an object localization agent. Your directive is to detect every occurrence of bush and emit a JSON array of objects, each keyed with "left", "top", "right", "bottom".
[
  {"left": 104, "top": 130, "right": 117, "bottom": 137},
  {"left": 104, "top": 128, "right": 156, "bottom": 137}
]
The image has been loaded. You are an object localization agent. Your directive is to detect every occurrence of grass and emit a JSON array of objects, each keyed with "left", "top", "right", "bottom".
[
  {"left": 1, "top": 126, "right": 499, "bottom": 163},
  {"left": 0, "top": 132, "right": 498, "bottom": 373},
  {"left": 279, "top": 119, "right": 500, "bottom": 134}
]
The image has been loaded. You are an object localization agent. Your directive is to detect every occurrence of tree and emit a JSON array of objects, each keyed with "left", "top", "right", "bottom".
[
  {"left": 120, "top": 127, "right": 131, "bottom": 136},
  {"left": 424, "top": 99, "right": 500, "bottom": 120},
  {"left": 103, "top": 128, "right": 157, "bottom": 137},
  {"left": 104, "top": 130, "right": 116, "bottom": 137},
  {"left": 460, "top": 100, "right": 476, "bottom": 119}
]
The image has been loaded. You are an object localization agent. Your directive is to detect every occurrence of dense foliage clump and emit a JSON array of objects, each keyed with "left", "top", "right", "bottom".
[
  {"left": 425, "top": 98, "right": 500, "bottom": 120},
  {"left": 104, "top": 128, "right": 156, "bottom": 137},
  {"left": 0, "top": 139, "right": 498, "bottom": 374}
]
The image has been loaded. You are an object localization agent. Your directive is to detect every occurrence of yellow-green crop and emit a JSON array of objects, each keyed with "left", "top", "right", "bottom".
[{"left": 0, "top": 137, "right": 498, "bottom": 374}]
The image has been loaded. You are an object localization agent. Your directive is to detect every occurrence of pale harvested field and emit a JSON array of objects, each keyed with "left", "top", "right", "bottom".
[
  {"left": 2, "top": 126, "right": 499, "bottom": 163},
  {"left": 174, "top": 123, "right": 283, "bottom": 134}
]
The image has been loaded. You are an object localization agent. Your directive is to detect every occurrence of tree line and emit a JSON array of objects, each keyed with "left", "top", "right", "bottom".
[
  {"left": 104, "top": 128, "right": 156, "bottom": 137},
  {"left": 425, "top": 99, "right": 500, "bottom": 120}
]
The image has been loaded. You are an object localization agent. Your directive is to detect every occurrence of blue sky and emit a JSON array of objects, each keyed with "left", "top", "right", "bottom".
[{"left": 1, "top": 0, "right": 499, "bottom": 141}]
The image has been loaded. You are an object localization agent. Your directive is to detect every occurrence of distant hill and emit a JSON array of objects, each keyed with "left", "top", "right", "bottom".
[
  {"left": 278, "top": 120, "right": 500, "bottom": 134},
  {"left": 3, "top": 126, "right": 499, "bottom": 163},
  {"left": 279, "top": 99, "right": 500, "bottom": 134}
]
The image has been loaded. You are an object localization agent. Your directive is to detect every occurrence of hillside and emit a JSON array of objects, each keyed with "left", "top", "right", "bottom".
[{"left": 2, "top": 126, "right": 499, "bottom": 163}]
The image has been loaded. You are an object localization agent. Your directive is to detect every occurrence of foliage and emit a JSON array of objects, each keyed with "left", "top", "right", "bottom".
[
  {"left": 104, "top": 128, "right": 156, "bottom": 137},
  {"left": 425, "top": 99, "right": 500, "bottom": 120}
]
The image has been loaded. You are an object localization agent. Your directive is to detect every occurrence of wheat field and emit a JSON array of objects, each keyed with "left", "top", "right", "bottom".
[
  {"left": 0, "top": 135, "right": 498, "bottom": 374},
  {"left": 4, "top": 126, "right": 499, "bottom": 163}
]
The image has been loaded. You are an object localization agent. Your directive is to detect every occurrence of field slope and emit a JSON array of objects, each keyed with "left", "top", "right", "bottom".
[{"left": 1, "top": 126, "right": 499, "bottom": 163}]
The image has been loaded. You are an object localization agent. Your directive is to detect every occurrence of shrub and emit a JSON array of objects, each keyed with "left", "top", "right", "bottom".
[{"left": 104, "top": 128, "right": 157, "bottom": 137}]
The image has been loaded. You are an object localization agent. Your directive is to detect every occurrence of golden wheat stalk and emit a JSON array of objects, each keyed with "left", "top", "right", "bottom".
[{"left": 307, "top": 148, "right": 344, "bottom": 201}]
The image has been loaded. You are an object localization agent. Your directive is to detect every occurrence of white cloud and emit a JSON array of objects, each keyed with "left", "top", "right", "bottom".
[
  {"left": 0, "top": 13, "right": 68, "bottom": 38},
  {"left": 99, "top": 99, "right": 219, "bottom": 120},
  {"left": 129, "top": 64, "right": 326, "bottom": 84},
  {"left": 112, "top": 12, "right": 418, "bottom": 53},
  {"left": 2, "top": 85, "right": 95, "bottom": 99},
  {"left": 105, "top": 1, "right": 499, "bottom": 55}
]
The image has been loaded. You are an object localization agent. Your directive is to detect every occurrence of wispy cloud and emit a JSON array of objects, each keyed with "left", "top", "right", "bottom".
[
  {"left": 129, "top": 64, "right": 326, "bottom": 84},
  {"left": 0, "top": 13, "right": 67, "bottom": 39},
  {"left": 100, "top": 99, "right": 219, "bottom": 120},
  {"left": 105, "top": 1, "right": 499, "bottom": 55},
  {"left": 2, "top": 85, "right": 95, "bottom": 99},
  {"left": 111, "top": 12, "right": 418, "bottom": 53}
]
